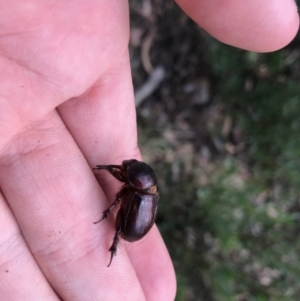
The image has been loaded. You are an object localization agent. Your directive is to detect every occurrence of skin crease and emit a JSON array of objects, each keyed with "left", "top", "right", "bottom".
[{"left": 0, "top": 0, "right": 298, "bottom": 300}]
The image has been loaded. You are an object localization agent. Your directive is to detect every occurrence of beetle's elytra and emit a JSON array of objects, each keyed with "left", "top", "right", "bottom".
[{"left": 93, "top": 159, "right": 159, "bottom": 267}]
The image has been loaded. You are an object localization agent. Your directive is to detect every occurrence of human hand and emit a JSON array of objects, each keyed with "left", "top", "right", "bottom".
[
  {"left": 0, "top": 1, "right": 298, "bottom": 301},
  {"left": 177, "top": 0, "right": 299, "bottom": 52}
]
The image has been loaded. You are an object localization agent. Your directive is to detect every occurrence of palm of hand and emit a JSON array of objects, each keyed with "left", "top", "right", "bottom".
[{"left": 0, "top": 2, "right": 174, "bottom": 301}]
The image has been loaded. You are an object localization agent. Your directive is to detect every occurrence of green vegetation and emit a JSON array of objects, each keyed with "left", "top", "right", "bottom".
[
  {"left": 129, "top": 1, "right": 300, "bottom": 299},
  {"left": 137, "top": 37, "right": 300, "bottom": 300}
]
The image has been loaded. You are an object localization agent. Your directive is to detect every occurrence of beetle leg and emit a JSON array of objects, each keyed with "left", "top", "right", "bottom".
[
  {"left": 107, "top": 211, "right": 122, "bottom": 267},
  {"left": 93, "top": 165, "right": 126, "bottom": 182},
  {"left": 93, "top": 192, "right": 122, "bottom": 224},
  {"left": 107, "top": 228, "right": 121, "bottom": 267}
]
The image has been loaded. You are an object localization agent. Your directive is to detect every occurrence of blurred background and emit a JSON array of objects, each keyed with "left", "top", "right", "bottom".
[{"left": 129, "top": 1, "right": 300, "bottom": 300}]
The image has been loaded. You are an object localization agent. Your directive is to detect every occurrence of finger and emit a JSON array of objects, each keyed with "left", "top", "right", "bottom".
[
  {"left": 176, "top": 0, "right": 299, "bottom": 52},
  {"left": 0, "top": 0, "right": 129, "bottom": 150},
  {"left": 0, "top": 111, "right": 146, "bottom": 301},
  {"left": 0, "top": 192, "right": 59, "bottom": 300},
  {"left": 57, "top": 51, "right": 176, "bottom": 300},
  {"left": 125, "top": 226, "right": 176, "bottom": 301}
]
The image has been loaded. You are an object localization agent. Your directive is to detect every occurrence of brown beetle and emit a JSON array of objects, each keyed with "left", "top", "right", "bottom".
[{"left": 93, "top": 159, "right": 159, "bottom": 267}]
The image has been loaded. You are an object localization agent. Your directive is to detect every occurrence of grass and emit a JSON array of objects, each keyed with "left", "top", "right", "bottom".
[
  {"left": 137, "top": 37, "right": 300, "bottom": 300},
  {"left": 130, "top": 1, "right": 300, "bottom": 299}
]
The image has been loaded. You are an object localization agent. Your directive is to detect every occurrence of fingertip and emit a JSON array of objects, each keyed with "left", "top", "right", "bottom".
[
  {"left": 176, "top": 0, "right": 299, "bottom": 52},
  {"left": 265, "top": 8, "right": 299, "bottom": 52}
]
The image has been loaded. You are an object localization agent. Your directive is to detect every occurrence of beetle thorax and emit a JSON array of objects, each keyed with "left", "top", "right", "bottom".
[{"left": 127, "top": 162, "right": 157, "bottom": 190}]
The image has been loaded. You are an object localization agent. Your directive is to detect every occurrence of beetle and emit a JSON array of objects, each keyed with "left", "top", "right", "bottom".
[{"left": 93, "top": 159, "right": 159, "bottom": 267}]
